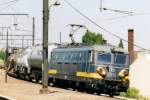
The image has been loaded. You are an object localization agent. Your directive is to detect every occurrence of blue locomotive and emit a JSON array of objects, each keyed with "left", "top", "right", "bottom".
[{"left": 48, "top": 44, "right": 129, "bottom": 96}]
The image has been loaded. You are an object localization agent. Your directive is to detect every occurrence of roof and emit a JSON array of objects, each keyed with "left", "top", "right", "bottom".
[{"left": 54, "top": 44, "right": 128, "bottom": 53}]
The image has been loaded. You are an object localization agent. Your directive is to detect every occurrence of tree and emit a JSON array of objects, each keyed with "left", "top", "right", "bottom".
[
  {"left": 82, "top": 30, "right": 105, "bottom": 45},
  {"left": 118, "top": 39, "right": 124, "bottom": 48}
]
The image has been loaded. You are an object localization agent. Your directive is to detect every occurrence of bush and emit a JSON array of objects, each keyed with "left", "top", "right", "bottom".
[
  {"left": 120, "top": 87, "right": 150, "bottom": 100},
  {"left": 0, "top": 51, "right": 6, "bottom": 60},
  {"left": 137, "top": 95, "right": 150, "bottom": 100}
]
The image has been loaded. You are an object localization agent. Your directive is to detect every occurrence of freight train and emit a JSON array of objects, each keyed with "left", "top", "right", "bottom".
[{"left": 9, "top": 43, "right": 129, "bottom": 96}]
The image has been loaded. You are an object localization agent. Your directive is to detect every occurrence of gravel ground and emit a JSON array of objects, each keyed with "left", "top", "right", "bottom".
[{"left": 0, "top": 69, "right": 120, "bottom": 100}]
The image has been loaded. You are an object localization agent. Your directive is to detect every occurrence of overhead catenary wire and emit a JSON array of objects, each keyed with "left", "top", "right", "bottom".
[
  {"left": 102, "top": 8, "right": 134, "bottom": 15},
  {"left": 63, "top": 0, "right": 150, "bottom": 51},
  {"left": 0, "top": 0, "right": 18, "bottom": 6},
  {"left": 15, "top": 28, "right": 32, "bottom": 33},
  {"left": 0, "top": 0, "right": 19, "bottom": 12},
  {"left": 99, "top": 0, "right": 150, "bottom": 20},
  {"left": 107, "top": 12, "right": 150, "bottom": 20}
]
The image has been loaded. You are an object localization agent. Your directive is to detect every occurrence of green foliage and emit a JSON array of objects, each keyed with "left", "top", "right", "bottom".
[
  {"left": 82, "top": 30, "right": 105, "bottom": 45},
  {"left": 137, "top": 96, "right": 150, "bottom": 100},
  {"left": 120, "top": 87, "right": 150, "bottom": 100},
  {"left": 121, "top": 87, "right": 139, "bottom": 98},
  {"left": 0, "top": 51, "right": 6, "bottom": 60},
  {"left": 118, "top": 39, "right": 124, "bottom": 48}
]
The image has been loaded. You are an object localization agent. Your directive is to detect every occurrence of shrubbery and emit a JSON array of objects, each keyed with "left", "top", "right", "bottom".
[
  {"left": 120, "top": 87, "right": 150, "bottom": 100},
  {"left": 0, "top": 51, "right": 6, "bottom": 60}
]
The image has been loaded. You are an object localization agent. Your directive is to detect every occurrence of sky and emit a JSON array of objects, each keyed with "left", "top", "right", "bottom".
[{"left": 0, "top": 0, "right": 150, "bottom": 50}]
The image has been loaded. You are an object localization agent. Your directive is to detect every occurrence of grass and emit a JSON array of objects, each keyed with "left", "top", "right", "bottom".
[{"left": 120, "top": 87, "right": 150, "bottom": 100}]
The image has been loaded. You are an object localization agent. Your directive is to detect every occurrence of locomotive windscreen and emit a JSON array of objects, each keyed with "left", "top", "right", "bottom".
[
  {"left": 97, "top": 53, "right": 111, "bottom": 63},
  {"left": 114, "top": 53, "right": 127, "bottom": 65}
]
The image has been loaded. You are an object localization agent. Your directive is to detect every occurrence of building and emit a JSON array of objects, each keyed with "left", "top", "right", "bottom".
[{"left": 130, "top": 49, "right": 150, "bottom": 97}]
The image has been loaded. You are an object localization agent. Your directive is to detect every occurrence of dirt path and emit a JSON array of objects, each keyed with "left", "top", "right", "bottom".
[{"left": 0, "top": 69, "right": 119, "bottom": 100}]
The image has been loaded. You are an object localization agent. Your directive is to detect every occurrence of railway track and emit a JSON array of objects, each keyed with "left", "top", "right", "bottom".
[{"left": 6, "top": 70, "right": 127, "bottom": 100}]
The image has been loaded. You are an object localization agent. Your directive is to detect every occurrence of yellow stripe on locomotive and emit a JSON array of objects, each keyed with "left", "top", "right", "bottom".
[
  {"left": 76, "top": 71, "right": 103, "bottom": 79},
  {"left": 48, "top": 69, "right": 57, "bottom": 74}
]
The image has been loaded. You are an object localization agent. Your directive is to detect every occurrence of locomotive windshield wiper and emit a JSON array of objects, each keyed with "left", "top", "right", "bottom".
[{"left": 114, "top": 54, "right": 118, "bottom": 63}]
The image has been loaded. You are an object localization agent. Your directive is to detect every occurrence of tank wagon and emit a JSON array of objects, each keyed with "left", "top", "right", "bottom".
[
  {"left": 14, "top": 47, "right": 32, "bottom": 79},
  {"left": 48, "top": 44, "right": 129, "bottom": 96},
  {"left": 27, "top": 44, "right": 58, "bottom": 81},
  {"left": 14, "top": 44, "right": 57, "bottom": 82}
]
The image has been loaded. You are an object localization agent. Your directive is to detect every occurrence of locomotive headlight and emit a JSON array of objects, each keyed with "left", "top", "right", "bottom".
[
  {"left": 96, "top": 66, "right": 106, "bottom": 77},
  {"left": 118, "top": 68, "right": 129, "bottom": 81}
]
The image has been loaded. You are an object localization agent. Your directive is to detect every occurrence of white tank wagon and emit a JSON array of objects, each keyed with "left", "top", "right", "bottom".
[
  {"left": 14, "top": 47, "right": 33, "bottom": 79},
  {"left": 14, "top": 44, "right": 58, "bottom": 82},
  {"left": 28, "top": 44, "right": 58, "bottom": 69},
  {"left": 7, "top": 48, "right": 23, "bottom": 72}
]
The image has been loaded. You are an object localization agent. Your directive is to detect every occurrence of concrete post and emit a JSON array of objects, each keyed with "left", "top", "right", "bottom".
[
  {"left": 5, "top": 29, "right": 9, "bottom": 83},
  {"left": 40, "top": 0, "right": 50, "bottom": 94},
  {"left": 32, "top": 17, "right": 35, "bottom": 47}
]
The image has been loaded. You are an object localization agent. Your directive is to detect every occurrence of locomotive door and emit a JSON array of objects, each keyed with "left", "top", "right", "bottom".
[
  {"left": 87, "top": 50, "right": 93, "bottom": 73},
  {"left": 83, "top": 50, "right": 92, "bottom": 73}
]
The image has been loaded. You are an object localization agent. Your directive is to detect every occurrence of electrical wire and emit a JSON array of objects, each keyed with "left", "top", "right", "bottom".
[
  {"left": 107, "top": 12, "right": 150, "bottom": 20},
  {"left": 102, "top": 8, "right": 134, "bottom": 15},
  {"left": 0, "top": 0, "right": 18, "bottom": 6},
  {"left": 15, "top": 28, "right": 32, "bottom": 33},
  {"left": 64, "top": 0, "right": 150, "bottom": 51},
  {"left": 0, "top": 0, "right": 19, "bottom": 12}
]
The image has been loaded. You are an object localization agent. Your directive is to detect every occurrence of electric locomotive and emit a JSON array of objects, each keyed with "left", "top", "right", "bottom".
[{"left": 48, "top": 44, "right": 129, "bottom": 96}]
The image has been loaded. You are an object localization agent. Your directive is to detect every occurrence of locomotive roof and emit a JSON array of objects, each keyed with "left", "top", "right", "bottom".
[{"left": 54, "top": 44, "right": 128, "bottom": 54}]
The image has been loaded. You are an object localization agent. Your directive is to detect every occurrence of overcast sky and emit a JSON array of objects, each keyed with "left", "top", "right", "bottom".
[{"left": 0, "top": 0, "right": 150, "bottom": 50}]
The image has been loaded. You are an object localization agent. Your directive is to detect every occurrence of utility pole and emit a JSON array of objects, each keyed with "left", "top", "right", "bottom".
[
  {"left": 2, "top": 28, "right": 3, "bottom": 39},
  {"left": 60, "top": 32, "right": 61, "bottom": 44},
  {"left": 6, "top": 29, "right": 9, "bottom": 63},
  {"left": 40, "top": 0, "right": 49, "bottom": 94},
  {"left": 22, "top": 36, "right": 24, "bottom": 49},
  {"left": 0, "top": 27, "right": 8, "bottom": 40},
  {"left": 5, "top": 28, "right": 9, "bottom": 83},
  {"left": 100, "top": 0, "right": 103, "bottom": 12},
  {"left": 32, "top": 17, "right": 35, "bottom": 47}
]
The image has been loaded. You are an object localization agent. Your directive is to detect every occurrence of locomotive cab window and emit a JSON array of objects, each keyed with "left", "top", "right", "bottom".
[
  {"left": 97, "top": 53, "right": 111, "bottom": 63},
  {"left": 64, "top": 52, "right": 71, "bottom": 63},
  {"left": 114, "top": 53, "right": 127, "bottom": 65},
  {"left": 88, "top": 51, "right": 93, "bottom": 63}
]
